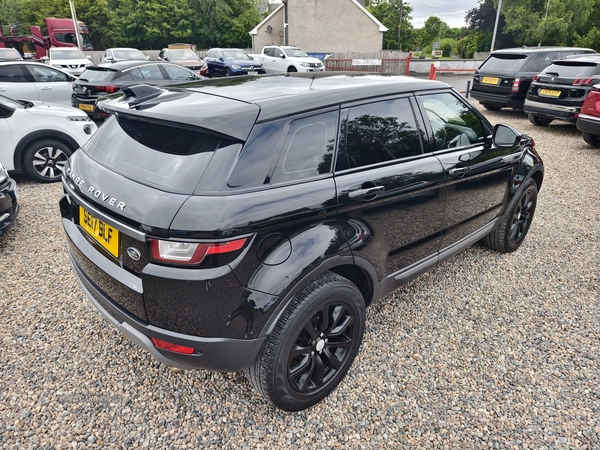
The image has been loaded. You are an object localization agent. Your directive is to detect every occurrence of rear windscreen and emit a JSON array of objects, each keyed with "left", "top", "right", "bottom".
[
  {"left": 81, "top": 115, "right": 233, "bottom": 194},
  {"left": 541, "top": 62, "right": 600, "bottom": 77},
  {"left": 78, "top": 68, "right": 117, "bottom": 82},
  {"left": 479, "top": 54, "right": 527, "bottom": 72}
]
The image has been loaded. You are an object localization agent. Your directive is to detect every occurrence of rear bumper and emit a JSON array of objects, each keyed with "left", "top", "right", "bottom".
[
  {"left": 63, "top": 217, "right": 265, "bottom": 372},
  {"left": 71, "top": 95, "right": 109, "bottom": 120},
  {"left": 523, "top": 99, "right": 579, "bottom": 122},
  {"left": 0, "top": 178, "right": 18, "bottom": 236},
  {"left": 469, "top": 89, "right": 525, "bottom": 109},
  {"left": 576, "top": 113, "right": 600, "bottom": 135}
]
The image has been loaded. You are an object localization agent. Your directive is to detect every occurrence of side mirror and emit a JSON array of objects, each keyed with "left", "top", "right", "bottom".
[
  {"left": 493, "top": 124, "right": 521, "bottom": 148},
  {"left": 280, "top": 54, "right": 286, "bottom": 59},
  {"left": 40, "top": 56, "right": 49, "bottom": 62},
  {"left": 86, "top": 55, "right": 92, "bottom": 60},
  {"left": 219, "top": 57, "right": 224, "bottom": 62},
  {"left": 249, "top": 56, "right": 254, "bottom": 60},
  {"left": 145, "top": 56, "right": 150, "bottom": 60}
]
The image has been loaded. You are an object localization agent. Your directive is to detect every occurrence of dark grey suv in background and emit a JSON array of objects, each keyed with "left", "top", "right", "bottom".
[
  {"left": 471, "top": 46, "right": 595, "bottom": 111},
  {"left": 60, "top": 73, "right": 544, "bottom": 411}
]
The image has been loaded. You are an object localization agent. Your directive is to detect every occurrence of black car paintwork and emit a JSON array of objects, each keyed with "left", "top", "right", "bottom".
[{"left": 61, "top": 72, "right": 545, "bottom": 372}]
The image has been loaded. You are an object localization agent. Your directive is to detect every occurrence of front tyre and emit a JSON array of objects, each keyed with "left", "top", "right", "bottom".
[
  {"left": 23, "top": 138, "right": 74, "bottom": 183},
  {"left": 245, "top": 272, "right": 365, "bottom": 412},
  {"left": 287, "top": 66, "right": 297, "bottom": 73},
  {"left": 482, "top": 178, "right": 538, "bottom": 253}
]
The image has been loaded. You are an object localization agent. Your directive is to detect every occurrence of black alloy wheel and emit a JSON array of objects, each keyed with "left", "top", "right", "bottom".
[
  {"left": 482, "top": 178, "right": 538, "bottom": 253},
  {"left": 245, "top": 272, "right": 365, "bottom": 412},
  {"left": 225, "top": 67, "right": 232, "bottom": 76}
]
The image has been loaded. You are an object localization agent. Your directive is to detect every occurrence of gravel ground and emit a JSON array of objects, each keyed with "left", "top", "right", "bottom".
[{"left": 1, "top": 104, "right": 599, "bottom": 449}]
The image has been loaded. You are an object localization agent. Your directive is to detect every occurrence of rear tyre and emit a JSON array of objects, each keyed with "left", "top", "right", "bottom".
[
  {"left": 287, "top": 66, "right": 297, "bottom": 73},
  {"left": 482, "top": 103, "right": 501, "bottom": 111},
  {"left": 245, "top": 272, "right": 365, "bottom": 412},
  {"left": 23, "top": 138, "right": 74, "bottom": 183},
  {"left": 528, "top": 115, "right": 552, "bottom": 126},
  {"left": 582, "top": 131, "right": 600, "bottom": 147},
  {"left": 482, "top": 178, "right": 538, "bottom": 253}
]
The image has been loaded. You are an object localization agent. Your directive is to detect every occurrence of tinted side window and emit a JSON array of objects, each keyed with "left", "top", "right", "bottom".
[
  {"left": 274, "top": 49, "right": 284, "bottom": 58},
  {"left": 0, "top": 65, "right": 27, "bottom": 82},
  {"left": 336, "top": 98, "right": 421, "bottom": 171},
  {"left": 521, "top": 52, "right": 557, "bottom": 72},
  {"left": 270, "top": 111, "right": 338, "bottom": 184},
  {"left": 27, "top": 65, "right": 70, "bottom": 82},
  {"left": 420, "top": 93, "right": 484, "bottom": 151},
  {"left": 264, "top": 48, "right": 275, "bottom": 57},
  {"left": 131, "top": 64, "right": 165, "bottom": 80},
  {"left": 163, "top": 64, "right": 196, "bottom": 80}
]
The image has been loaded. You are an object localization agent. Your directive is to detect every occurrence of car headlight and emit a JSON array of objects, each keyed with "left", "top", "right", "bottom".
[
  {"left": 52, "top": 64, "right": 63, "bottom": 68},
  {"left": 231, "top": 65, "right": 241, "bottom": 70},
  {"left": 300, "top": 63, "right": 311, "bottom": 67},
  {"left": 0, "top": 162, "right": 8, "bottom": 184}
]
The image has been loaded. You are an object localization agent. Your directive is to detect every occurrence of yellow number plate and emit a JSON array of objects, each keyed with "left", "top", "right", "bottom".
[
  {"left": 481, "top": 76, "right": 500, "bottom": 85},
  {"left": 79, "top": 206, "right": 119, "bottom": 258},
  {"left": 78, "top": 103, "right": 94, "bottom": 111},
  {"left": 539, "top": 89, "right": 561, "bottom": 97}
]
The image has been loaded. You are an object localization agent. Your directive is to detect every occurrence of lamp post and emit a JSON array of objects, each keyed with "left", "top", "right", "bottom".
[
  {"left": 539, "top": 0, "right": 551, "bottom": 46},
  {"left": 490, "top": 0, "right": 503, "bottom": 52},
  {"left": 68, "top": 0, "right": 83, "bottom": 51}
]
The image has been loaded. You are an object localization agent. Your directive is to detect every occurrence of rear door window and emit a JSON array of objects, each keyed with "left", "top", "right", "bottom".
[
  {"left": 131, "top": 64, "right": 165, "bottom": 80},
  {"left": 336, "top": 97, "right": 422, "bottom": 170},
  {"left": 521, "top": 52, "right": 558, "bottom": 72}
]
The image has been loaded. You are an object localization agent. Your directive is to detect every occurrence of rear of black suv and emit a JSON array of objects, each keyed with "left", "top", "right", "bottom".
[
  {"left": 523, "top": 54, "right": 600, "bottom": 125},
  {"left": 60, "top": 74, "right": 544, "bottom": 411},
  {"left": 471, "top": 47, "right": 595, "bottom": 110}
]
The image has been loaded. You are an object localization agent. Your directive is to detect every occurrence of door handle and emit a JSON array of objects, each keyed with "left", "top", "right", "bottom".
[
  {"left": 40, "top": 87, "right": 52, "bottom": 90},
  {"left": 501, "top": 153, "right": 522, "bottom": 164},
  {"left": 449, "top": 167, "right": 469, "bottom": 176},
  {"left": 348, "top": 185, "right": 385, "bottom": 199}
]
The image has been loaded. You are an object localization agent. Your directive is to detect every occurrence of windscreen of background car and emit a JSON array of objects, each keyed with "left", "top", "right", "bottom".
[
  {"left": 50, "top": 49, "right": 87, "bottom": 59},
  {"left": 81, "top": 115, "right": 236, "bottom": 194},
  {"left": 479, "top": 54, "right": 527, "bottom": 72},
  {"left": 541, "top": 61, "right": 600, "bottom": 77}
]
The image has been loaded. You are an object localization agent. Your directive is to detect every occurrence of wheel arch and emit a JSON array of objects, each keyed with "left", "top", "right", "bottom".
[
  {"left": 255, "top": 256, "right": 378, "bottom": 339},
  {"left": 13, "top": 130, "right": 79, "bottom": 173}
]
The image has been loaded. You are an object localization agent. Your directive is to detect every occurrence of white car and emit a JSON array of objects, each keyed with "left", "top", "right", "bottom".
[
  {"left": 101, "top": 47, "right": 149, "bottom": 63},
  {"left": 42, "top": 47, "right": 93, "bottom": 77},
  {"left": 0, "top": 94, "right": 97, "bottom": 182},
  {"left": 0, "top": 61, "right": 75, "bottom": 106}
]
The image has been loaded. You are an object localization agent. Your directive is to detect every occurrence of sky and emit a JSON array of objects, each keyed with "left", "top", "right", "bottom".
[{"left": 408, "top": 0, "right": 481, "bottom": 29}]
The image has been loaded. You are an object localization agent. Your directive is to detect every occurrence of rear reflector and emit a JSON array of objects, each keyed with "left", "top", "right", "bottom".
[
  {"left": 151, "top": 337, "right": 195, "bottom": 354},
  {"left": 511, "top": 78, "right": 520, "bottom": 93}
]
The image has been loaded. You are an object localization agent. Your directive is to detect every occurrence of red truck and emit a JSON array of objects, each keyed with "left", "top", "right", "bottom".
[{"left": 0, "top": 18, "right": 92, "bottom": 60}]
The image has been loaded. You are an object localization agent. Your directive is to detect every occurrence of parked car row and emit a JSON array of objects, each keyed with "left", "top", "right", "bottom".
[{"left": 471, "top": 46, "right": 600, "bottom": 147}]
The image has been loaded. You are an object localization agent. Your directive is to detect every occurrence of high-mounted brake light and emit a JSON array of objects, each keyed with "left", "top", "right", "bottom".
[
  {"left": 149, "top": 237, "right": 247, "bottom": 266},
  {"left": 151, "top": 337, "right": 195, "bottom": 354}
]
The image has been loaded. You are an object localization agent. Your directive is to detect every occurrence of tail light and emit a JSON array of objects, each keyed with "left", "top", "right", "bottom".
[
  {"left": 511, "top": 78, "right": 520, "bottom": 93},
  {"left": 572, "top": 78, "right": 596, "bottom": 85},
  {"left": 533, "top": 75, "right": 539, "bottom": 82},
  {"left": 581, "top": 87, "right": 600, "bottom": 115},
  {"left": 149, "top": 237, "right": 247, "bottom": 266},
  {"left": 94, "top": 86, "right": 120, "bottom": 93}
]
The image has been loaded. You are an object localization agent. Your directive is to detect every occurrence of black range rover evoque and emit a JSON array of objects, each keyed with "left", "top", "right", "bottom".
[{"left": 60, "top": 73, "right": 544, "bottom": 411}]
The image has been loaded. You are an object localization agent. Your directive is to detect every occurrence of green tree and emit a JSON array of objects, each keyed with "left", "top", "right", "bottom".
[
  {"left": 110, "top": 0, "right": 193, "bottom": 49},
  {"left": 367, "top": 0, "right": 415, "bottom": 50},
  {"left": 500, "top": 0, "right": 596, "bottom": 46}
]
